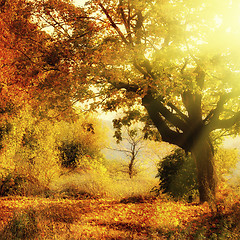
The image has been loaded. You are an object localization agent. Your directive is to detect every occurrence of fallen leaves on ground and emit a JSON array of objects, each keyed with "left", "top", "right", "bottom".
[{"left": 0, "top": 196, "right": 226, "bottom": 239}]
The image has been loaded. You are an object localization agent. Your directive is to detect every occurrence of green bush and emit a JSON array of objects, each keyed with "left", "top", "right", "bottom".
[
  {"left": 55, "top": 116, "right": 107, "bottom": 170},
  {"left": 58, "top": 141, "right": 80, "bottom": 168},
  {"left": 154, "top": 149, "right": 198, "bottom": 201}
]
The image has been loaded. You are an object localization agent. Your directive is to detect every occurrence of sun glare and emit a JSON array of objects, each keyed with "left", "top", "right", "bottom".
[
  {"left": 222, "top": 2, "right": 240, "bottom": 32},
  {"left": 213, "top": 2, "right": 240, "bottom": 33}
]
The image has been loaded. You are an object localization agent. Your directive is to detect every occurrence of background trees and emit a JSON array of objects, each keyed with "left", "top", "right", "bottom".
[{"left": 0, "top": 108, "right": 107, "bottom": 196}]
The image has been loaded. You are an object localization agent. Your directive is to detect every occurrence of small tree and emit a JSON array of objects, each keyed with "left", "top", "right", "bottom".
[{"left": 108, "top": 125, "right": 146, "bottom": 178}]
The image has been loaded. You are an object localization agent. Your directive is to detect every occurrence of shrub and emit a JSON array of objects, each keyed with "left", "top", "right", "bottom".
[
  {"left": 1, "top": 208, "right": 39, "bottom": 240},
  {"left": 50, "top": 167, "right": 111, "bottom": 199},
  {"left": 58, "top": 141, "right": 80, "bottom": 168},
  {"left": 0, "top": 172, "right": 47, "bottom": 197},
  {"left": 59, "top": 184, "right": 95, "bottom": 199},
  {"left": 54, "top": 115, "right": 107, "bottom": 171},
  {"left": 154, "top": 149, "right": 198, "bottom": 201},
  {"left": 215, "top": 148, "right": 238, "bottom": 182}
]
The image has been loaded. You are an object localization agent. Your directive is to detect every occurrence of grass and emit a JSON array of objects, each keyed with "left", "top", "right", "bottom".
[{"left": 1, "top": 195, "right": 240, "bottom": 239}]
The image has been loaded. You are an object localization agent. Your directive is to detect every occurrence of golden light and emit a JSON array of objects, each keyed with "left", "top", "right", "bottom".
[{"left": 216, "top": 1, "right": 240, "bottom": 33}]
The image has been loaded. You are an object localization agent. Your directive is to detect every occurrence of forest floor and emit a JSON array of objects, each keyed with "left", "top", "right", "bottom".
[{"left": 0, "top": 196, "right": 240, "bottom": 239}]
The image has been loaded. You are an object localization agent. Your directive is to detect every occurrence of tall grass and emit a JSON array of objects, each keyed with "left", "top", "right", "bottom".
[{"left": 50, "top": 168, "right": 158, "bottom": 200}]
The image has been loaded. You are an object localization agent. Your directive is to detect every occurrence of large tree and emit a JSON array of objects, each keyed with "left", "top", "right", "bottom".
[
  {"left": 19, "top": 0, "right": 240, "bottom": 202},
  {"left": 68, "top": 0, "right": 240, "bottom": 203}
]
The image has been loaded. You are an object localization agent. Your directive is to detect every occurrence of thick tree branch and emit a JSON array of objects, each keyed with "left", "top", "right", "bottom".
[
  {"left": 111, "top": 81, "right": 140, "bottom": 92},
  {"left": 167, "top": 102, "right": 189, "bottom": 122},
  {"left": 194, "top": 65, "right": 205, "bottom": 89},
  {"left": 142, "top": 94, "right": 185, "bottom": 148},
  {"left": 182, "top": 66, "right": 205, "bottom": 121},
  {"left": 99, "top": 2, "right": 128, "bottom": 44},
  {"left": 118, "top": 0, "right": 132, "bottom": 43},
  {"left": 133, "top": 60, "right": 154, "bottom": 79},
  {"left": 205, "top": 91, "right": 239, "bottom": 126},
  {"left": 208, "top": 111, "right": 240, "bottom": 131},
  {"left": 153, "top": 96, "right": 188, "bottom": 131},
  {"left": 109, "top": 79, "right": 189, "bottom": 131}
]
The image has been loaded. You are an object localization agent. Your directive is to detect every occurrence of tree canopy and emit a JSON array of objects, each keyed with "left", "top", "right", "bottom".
[
  {"left": 0, "top": 0, "right": 93, "bottom": 121},
  {"left": 83, "top": 0, "right": 240, "bottom": 140}
]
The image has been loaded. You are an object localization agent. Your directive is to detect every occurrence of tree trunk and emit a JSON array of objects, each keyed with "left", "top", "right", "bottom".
[
  {"left": 129, "top": 156, "right": 135, "bottom": 178},
  {"left": 191, "top": 138, "right": 216, "bottom": 203},
  {"left": 142, "top": 91, "right": 217, "bottom": 203},
  {"left": 129, "top": 161, "right": 133, "bottom": 178}
]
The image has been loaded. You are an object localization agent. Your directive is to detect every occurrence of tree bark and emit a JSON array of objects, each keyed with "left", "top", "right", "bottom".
[{"left": 191, "top": 138, "right": 216, "bottom": 203}]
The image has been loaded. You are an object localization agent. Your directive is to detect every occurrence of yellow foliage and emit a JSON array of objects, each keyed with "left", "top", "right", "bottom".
[
  {"left": 0, "top": 107, "right": 109, "bottom": 195},
  {"left": 215, "top": 147, "right": 238, "bottom": 180},
  {"left": 0, "top": 106, "right": 61, "bottom": 187}
]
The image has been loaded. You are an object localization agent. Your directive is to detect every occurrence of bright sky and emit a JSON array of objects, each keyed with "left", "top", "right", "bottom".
[{"left": 72, "top": 0, "right": 87, "bottom": 7}]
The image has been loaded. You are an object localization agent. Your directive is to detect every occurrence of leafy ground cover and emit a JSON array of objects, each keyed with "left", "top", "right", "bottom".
[{"left": 0, "top": 195, "right": 240, "bottom": 239}]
